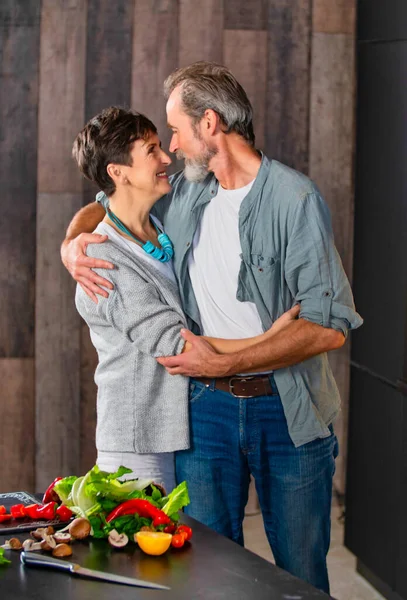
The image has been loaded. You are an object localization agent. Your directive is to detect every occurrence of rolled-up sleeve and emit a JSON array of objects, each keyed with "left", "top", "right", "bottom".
[{"left": 284, "top": 192, "right": 363, "bottom": 336}]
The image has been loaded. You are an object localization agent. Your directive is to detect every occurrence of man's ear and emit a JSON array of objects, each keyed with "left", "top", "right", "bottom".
[{"left": 203, "top": 109, "right": 220, "bottom": 136}]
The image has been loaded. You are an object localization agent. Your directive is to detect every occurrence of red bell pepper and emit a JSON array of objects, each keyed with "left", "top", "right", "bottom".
[
  {"left": 0, "top": 514, "right": 12, "bottom": 523},
  {"left": 0, "top": 506, "right": 6, "bottom": 515},
  {"left": 36, "top": 502, "right": 57, "bottom": 520},
  {"left": 10, "top": 504, "right": 26, "bottom": 519},
  {"left": 42, "top": 477, "right": 63, "bottom": 504},
  {"left": 56, "top": 505, "right": 73, "bottom": 521},
  {"left": 24, "top": 504, "right": 42, "bottom": 519},
  {"left": 105, "top": 499, "right": 171, "bottom": 527}
]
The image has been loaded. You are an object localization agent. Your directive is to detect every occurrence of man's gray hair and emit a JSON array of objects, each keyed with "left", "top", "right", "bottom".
[{"left": 164, "top": 62, "right": 255, "bottom": 146}]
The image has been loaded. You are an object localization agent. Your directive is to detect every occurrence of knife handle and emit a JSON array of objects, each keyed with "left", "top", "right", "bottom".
[{"left": 21, "top": 551, "right": 74, "bottom": 573}]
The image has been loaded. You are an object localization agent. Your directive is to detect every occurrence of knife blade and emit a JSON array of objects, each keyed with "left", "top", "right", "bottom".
[{"left": 21, "top": 551, "right": 170, "bottom": 590}]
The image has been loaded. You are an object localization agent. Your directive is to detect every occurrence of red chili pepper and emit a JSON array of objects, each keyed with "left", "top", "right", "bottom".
[
  {"left": 106, "top": 499, "right": 171, "bottom": 527},
  {"left": 42, "top": 477, "right": 63, "bottom": 504},
  {"left": 0, "top": 514, "right": 13, "bottom": 523},
  {"left": 36, "top": 502, "right": 58, "bottom": 520},
  {"left": 0, "top": 506, "right": 6, "bottom": 515},
  {"left": 56, "top": 505, "right": 73, "bottom": 521},
  {"left": 10, "top": 504, "right": 26, "bottom": 519},
  {"left": 25, "top": 504, "right": 42, "bottom": 519}
]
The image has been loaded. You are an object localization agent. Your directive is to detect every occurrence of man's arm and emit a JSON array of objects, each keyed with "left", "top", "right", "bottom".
[
  {"left": 157, "top": 318, "right": 344, "bottom": 377},
  {"left": 61, "top": 202, "right": 114, "bottom": 302}
]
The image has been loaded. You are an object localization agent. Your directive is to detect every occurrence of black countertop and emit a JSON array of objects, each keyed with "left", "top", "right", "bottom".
[{"left": 0, "top": 513, "right": 331, "bottom": 599}]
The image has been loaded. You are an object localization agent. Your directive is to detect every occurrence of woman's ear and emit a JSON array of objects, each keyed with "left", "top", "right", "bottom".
[{"left": 107, "top": 163, "right": 128, "bottom": 185}]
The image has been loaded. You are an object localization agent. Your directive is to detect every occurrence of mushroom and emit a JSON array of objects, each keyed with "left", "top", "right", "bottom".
[
  {"left": 22, "top": 539, "right": 42, "bottom": 551},
  {"left": 53, "top": 532, "right": 72, "bottom": 544},
  {"left": 68, "top": 518, "right": 91, "bottom": 540},
  {"left": 108, "top": 529, "right": 129, "bottom": 548},
  {"left": 31, "top": 527, "right": 48, "bottom": 540},
  {"left": 7, "top": 538, "right": 23, "bottom": 550},
  {"left": 40, "top": 534, "right": 56, "bottom": 551},
  {"left": 52, "top": 543, "right": 73, "bottom": 558}
]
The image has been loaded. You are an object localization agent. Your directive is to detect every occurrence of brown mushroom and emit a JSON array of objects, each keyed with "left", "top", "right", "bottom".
[
  {"left": 52, "top": 543, "right": 73, "bottom": 558},
  {"left": 108, "top": 529, "right": 129, "bottom": 548},
  {"left": 68, "top": 518, "right": 91, "bottom": 540},
  {"left": 22, "top": 539, "right": 42, "bottom": 551},
  {"left": 53, "top": 532, "right": 72, "bottom": 544},
  {"left": 40, "top": 534, "right": 56, "bottom": 551},
  {"left": 7, "top": 538, "right": 23, "bottom": 550},
  {"left": 31, "top": 527, "right": 48, "bottom": 540}
]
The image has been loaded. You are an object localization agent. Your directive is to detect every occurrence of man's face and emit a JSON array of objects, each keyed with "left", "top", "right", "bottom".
[{"left": 166, "top": 86, "right": 217, "bottom": 182}]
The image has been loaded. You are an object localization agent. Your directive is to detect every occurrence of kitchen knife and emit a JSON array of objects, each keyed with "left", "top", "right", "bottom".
[{"left": 21, "top": 551, "right": 170, "bottom": 590}]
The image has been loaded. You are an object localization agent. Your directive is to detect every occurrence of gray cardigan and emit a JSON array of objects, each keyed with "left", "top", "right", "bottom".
[{"left": 75, "top": 225, "right": 189, "bottom": 453}]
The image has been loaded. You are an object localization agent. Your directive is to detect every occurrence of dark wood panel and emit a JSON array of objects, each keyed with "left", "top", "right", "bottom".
[
  {"left": 84, "top": 0, "right": 134, "bottom": 205},
  {"left": 313, "top": 0, "right": 355, "bottom": 34},
  {"left": 223, "top": 30, "right": 268, "bottom": 150},
  {"left": 37, "top": 0, "right": 87, "bottom": 194},
  {"left": 132, "top": 0, "right": 179, "bottom": 170},
  {"left": 266, "top": 0, "right": 311, "bottom": 173},
  {"left": 309, "top": 33, "right": 355, "bottom": 277},
  {"left": 224, "top": 0, "right": 267, "bottom": 30},
  {"left": 179, "top": 0, "right": 223, "bottom": 66},
  {"left": 0, "top": 0, "right": 40, "bottom": 357},
  {"left": 0, "top": 359, "right": 35, "bottom": 492},
  {"left": 85, "top": 0, "right": 134, "bottom": 119},
  {"left": 35, "top": 193, "right": 82, "bottom": 492}
]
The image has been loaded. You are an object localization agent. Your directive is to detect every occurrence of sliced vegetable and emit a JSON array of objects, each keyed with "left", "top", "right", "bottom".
[
  {"left": 10, "top": 504, "right": 27, "bottom": 519},
  {"left": 0, "top": 514, "right": 12, "bottom": 523},
  {"left": 56, "top": 505, "right": 73, "bottom": 521},
  {"left": 135, "top": 531, "right": 172, "bottom": 556},
  {"left": 36, "top": 502, "right": 58, "bottom": 520},
  {"left": 25, "top": 504, "right": 42, "bottom": 519}
]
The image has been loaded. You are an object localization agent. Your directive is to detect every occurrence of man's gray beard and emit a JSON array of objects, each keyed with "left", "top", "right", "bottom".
[{"left": 176, "top": 147, "right": 217, "bottom": 183}]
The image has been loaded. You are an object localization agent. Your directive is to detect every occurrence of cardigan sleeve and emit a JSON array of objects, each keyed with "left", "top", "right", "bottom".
[{"left": 81, "top": 241, "right": 186, "bottom": 358}]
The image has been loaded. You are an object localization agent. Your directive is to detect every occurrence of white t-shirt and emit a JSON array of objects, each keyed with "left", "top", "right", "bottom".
[
  {"left": 97, "top": 218, "right": 177, "bottom": 285},
  {"left": 188, "top": 180, "right": 265, "bottom": 339}
]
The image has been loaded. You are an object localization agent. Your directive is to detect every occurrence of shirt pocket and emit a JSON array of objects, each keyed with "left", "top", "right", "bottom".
[{"left": 248, "top": 254, "right": 282, "bottom": 316}]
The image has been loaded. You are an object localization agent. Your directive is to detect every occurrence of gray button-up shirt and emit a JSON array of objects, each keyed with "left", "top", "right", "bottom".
[{"left": 97, "top": 154, "right": 363, "bottom": 447}]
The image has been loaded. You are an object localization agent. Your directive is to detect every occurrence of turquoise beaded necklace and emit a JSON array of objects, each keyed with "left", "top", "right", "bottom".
[{"left": 106, "top": 207, "right": 174, "bottom": 263}]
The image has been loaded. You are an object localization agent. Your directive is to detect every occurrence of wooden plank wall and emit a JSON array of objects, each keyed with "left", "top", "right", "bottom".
[{"left": 0, "top": 0, "right": 356, "bottom": 494}]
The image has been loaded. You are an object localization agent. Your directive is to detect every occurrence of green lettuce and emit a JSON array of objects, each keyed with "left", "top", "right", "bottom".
[
  {"left": 161, "top": 481, "right": 190, "bottom": 518},
  {"left": 0, "top": 548, "right": 11, "bottom": 566}
]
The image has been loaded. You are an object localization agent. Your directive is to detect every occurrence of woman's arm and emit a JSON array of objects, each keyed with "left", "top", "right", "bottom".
[{"left": 182, "top": 306, "right": 300, "bottom": 355}]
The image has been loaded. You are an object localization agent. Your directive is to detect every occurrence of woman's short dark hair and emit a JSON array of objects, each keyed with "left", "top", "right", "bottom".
[{"left": 72, "top": 107, "right": 157, "bottom": 196}]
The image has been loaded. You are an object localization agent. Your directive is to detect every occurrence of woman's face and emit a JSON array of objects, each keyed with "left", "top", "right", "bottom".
[{"left": 120, "top": 132, "right": 172, "bottom": 199}]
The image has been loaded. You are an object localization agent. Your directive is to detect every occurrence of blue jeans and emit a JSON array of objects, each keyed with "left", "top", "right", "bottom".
[{"left": 175, "top": 376, "right": 338, "bottom": 594}]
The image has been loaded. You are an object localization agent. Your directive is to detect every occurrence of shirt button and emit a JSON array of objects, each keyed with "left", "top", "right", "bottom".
[
  {"left": 186, "top": 242, "right": 191, "bottom": 247},
  {"left": 258, "top": 268, "right": 263, "bottom": 272}
]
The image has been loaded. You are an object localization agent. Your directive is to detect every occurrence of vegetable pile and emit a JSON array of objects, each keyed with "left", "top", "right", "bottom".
[{"left": 53, "top": 465, "right": 191, "bottom": 549}]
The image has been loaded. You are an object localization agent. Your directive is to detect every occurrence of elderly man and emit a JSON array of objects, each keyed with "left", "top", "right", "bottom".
[{"left": 61, "top": 62, "right": 362, "bottom": 593}]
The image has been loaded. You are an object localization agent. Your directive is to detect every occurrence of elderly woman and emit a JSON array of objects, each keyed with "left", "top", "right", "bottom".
[{"left": 72, "top": 107, "right": 294, "bottom": 493}]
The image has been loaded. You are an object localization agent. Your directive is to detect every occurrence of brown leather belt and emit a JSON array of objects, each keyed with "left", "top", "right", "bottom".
[{"left": 194, "top": 375, "right": 275, "bottom": 398}]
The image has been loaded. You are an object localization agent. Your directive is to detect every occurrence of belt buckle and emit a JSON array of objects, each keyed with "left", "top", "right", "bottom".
[{"left": 229, "top": 376, "right": 255, "bottom": 398}]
